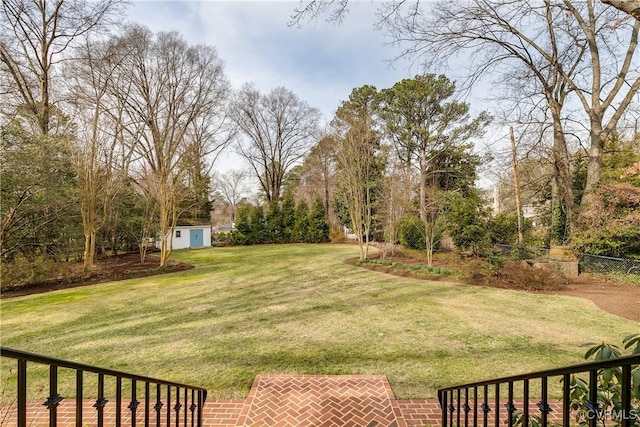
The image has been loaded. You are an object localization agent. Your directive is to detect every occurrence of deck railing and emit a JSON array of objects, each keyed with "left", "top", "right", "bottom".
[
  {"left": 0, "top": 347, "right": 208, "bottom": 427},
  {"left": 438, "top": 354, "right": 640, "bottom": 427}
]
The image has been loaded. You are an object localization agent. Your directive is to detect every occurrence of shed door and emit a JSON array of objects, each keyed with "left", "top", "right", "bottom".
[{"left": 190, "top": 229, "right": 203, "bottom": 247}]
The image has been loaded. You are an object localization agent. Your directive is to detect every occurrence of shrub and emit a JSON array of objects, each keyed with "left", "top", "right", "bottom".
[
  {"left": 567, "top": 335, "right": 640, "bottom": 427},
  {"left": 445, "top": 192, "right": 490, "bottom": 255},
  {"left": 497, "top": 260, "right": 567, "bottom": 290},
  {"left": 0, "top": 257, "right": 82, "bottom": 291},
  {"left": 488, "top": 213, "right": 532, "bottom": 245},
  {"left": 398, "top": 216, "right": 426, "bottom": 250},
  {"left": 573, "top": 224, "right": 640, "bottom": 259}
]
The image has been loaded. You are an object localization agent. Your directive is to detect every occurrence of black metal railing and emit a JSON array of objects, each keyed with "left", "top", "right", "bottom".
[
  {"left": 0, "top": 347, "right": 208, "bottom": 427},
  {"left": 438, "top": 354, "right": 640, "bottom": 427}
]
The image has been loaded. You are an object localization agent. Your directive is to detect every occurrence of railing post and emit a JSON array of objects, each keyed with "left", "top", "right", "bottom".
[
  {"left": 167, "top": 385, "right": 172, "bottom": 426},
  {"left": 473, "top": 386, "right": 478, "bottom": 427},
  {"left": 44, "top": 365, "right": 63, "bottom": 427},
  {"left": 448, "top": 390, "right": 455, "bottom": 427},
  {"left": 130, "top": 379, "right": 139, "bottom": 427},
  {"left": 621, "top": 365, "right": 631, "bottom": 427},
  {"left": 17, "top": 359, "right": 27, "bottom": 427},
  {"left": 457, "top": 389, "right": 461, "bottom": 427},
  {"left": 523, "top": 379, "right": 529, "bottom": 427},
  {"left": 562, "top": 374, "right": 570, "bottom": 427},
  {"left": 505, "top": 381, "right": 515, "bottom": 427},
  {"left": 482, "top": 384, "right": 490, "bottom": 427},
  {"left": 537, "top": 376, "right": 551, "bottom": 427},
  {"left": 464, "top": 387, "right": 470, "bottom": 427},
  {"left": 116, "top": 377, "right": 123, "bottom": 427},
  {"left": 494, "top": 383, "right": 500, "bottom": 427},
  {"left": 183, "top": 387, "right": 188, "bottom": 427},
  {"left": 587, "top": 369, "right": 599, "bottom": 427},
  {"left": 439, "top": 389, "right": 447, "bottom": 427},
  {"left": 94, "top": 373, "right": 108, "bottom": 427},
  {"left": 198, "top": 390, "right": 206, "bottom": 427},
  {"left": 155, "top": 383, "right": 163, "bottom": 427},
  {"left": 190, "top": 389, "right": 196, "bottom": 427},
  {"left": 145, "top": 382, "right": 150, "bottom": 427},
  {"left": 174, "top": 386, "right": 181, "bottom": 427},
  {"left": 76, "top": 370, "right": 83, "bottom": 427}
]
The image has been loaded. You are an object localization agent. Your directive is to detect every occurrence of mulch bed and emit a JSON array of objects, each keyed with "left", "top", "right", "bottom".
[
  {"left": 1, "top": 252, "right": 193, "bottom": 299},
  {"left": 347, "top": 253, "right": 640, "bottom": 322}
]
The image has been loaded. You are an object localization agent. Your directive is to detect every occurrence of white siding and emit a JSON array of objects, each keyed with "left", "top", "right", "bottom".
[{"left": 156, "top": 226, "right": 211, "bottom": 250}]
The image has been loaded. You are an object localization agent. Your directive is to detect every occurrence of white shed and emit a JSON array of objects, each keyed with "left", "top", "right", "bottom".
[{"left": 156, "top": 224, "right": 211, "bottom": 250}]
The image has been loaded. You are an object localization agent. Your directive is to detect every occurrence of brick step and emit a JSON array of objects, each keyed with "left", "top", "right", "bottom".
[{"left": 233, "top": 374, "right": 409, "bottom": 427}]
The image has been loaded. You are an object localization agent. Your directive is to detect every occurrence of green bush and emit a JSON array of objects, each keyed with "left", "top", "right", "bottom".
[
  {"left": 445, "top": 191, "right": 490, "bottom": 255},
  {"left": 567, "top": 335, "right": 640, "bottom": 427},
  {"left": 573, "top": 224, "right": 640, "bottom": 259},
  {"left": 398, "top": 216, "right": 426, "bottom": 250},
  {"left": 488, "top": 213, "right": 532, "bottom": 245}
]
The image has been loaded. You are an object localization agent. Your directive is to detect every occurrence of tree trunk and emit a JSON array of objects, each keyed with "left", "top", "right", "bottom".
[
  {"left": 578, "top": 118, "right": 606, "bottom": 221},
  {"left": 550, "top": 103, "right": 575, "bottom": 239},
  {"left": 83, "top": 234, "right": 92, "bottom": 277}
]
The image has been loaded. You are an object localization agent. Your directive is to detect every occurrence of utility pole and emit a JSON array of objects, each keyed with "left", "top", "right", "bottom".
[{"left": 510, "top": 126, "right": 524, "bottom": 248}]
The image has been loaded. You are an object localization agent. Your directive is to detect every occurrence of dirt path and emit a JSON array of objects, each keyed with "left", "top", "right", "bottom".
[{"left": 543, "top": 277, "right": 640, "bottom": 322}]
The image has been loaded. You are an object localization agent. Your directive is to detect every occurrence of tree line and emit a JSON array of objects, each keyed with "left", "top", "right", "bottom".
[
  {"left": 286, "top": 0, "right": 640, "bottom": 259},
  {"left": 2, "top": 0, "right": 639, "bottom": 288}
]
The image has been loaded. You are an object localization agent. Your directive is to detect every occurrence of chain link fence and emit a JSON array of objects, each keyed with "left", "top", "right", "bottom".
[
  {"left": 579, "top": 253, "right": 640, "bottom": 276},
  {"left": 494, "top": 245, "right": 640, "bottom": 277}
]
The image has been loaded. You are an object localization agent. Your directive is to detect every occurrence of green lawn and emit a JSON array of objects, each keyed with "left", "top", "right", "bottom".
[{"left": 0, "top": 244, "right": 636, "bottom": 399}]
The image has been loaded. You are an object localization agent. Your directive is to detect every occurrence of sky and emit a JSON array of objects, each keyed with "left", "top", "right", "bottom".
[
  {"left": 124, "top": 1, "right": 424, "bottom": 172},
  {"left": 124, "top": 1, "right": 500, "bottom": 185},
  {"left": 126, "top": 1, "right": 418, "bottom": 121}
]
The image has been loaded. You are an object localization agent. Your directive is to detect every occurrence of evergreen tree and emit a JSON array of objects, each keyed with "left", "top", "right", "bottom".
[
  {"left": 292, "top": 200, "right": 310, "bottom": 243},
  {"left": 266, "top": 200, "right": 283, "bottom": 243},
  {"left": 308, "top": 197, "right": 330, "bottom": 243},
  {"left": 231, "top": 204, "right": 251, "bottom": 245},
  {"left": 249, "top": 205, "right": 266, "bottom": 244},
  {"left": 281, "top": 192, "right": 296, "bottom": 243}
]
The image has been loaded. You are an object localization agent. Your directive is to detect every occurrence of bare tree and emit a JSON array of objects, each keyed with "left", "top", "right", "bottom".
[
  {"left": 379, "top": 156, "right": 413, "bottom": 257},
  {"left": 0, "top": 0, "right": 126, "bottom": 135},
  {"left": 66, "top": 36, "right": 136, "bottom": 275},
  {"left": 299, "top": 133, "right": 337, "bottom": 221},
  {"left": 231, "top": 84, "right": 320, "bottom": 202},
  {"left": 333, "top": 85, "right": 386, "bottom": 260},
  {"left": 290, "top": 0, "right": 640, "bottom": 234},
  {"left": 110, "top": 26, "right": 231, "bottom": 266},
  {"left": 211, "top": 169, "right": 251, "bottom": 222},
  {"left": 290, "top": 0, "right": 640, "bottom": 24},
  {"left": 601, "top": 0, "right": 640, "bottom": 19}
]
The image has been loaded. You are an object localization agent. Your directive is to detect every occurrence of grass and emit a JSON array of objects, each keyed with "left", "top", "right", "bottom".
[{"left": 0, "top": 244, "right": 637, "bottom": 400}]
